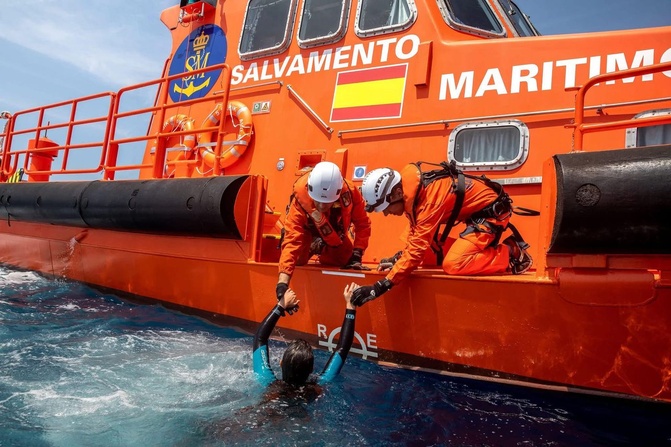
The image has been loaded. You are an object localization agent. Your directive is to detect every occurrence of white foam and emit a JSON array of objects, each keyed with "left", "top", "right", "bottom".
[
  {"left": 57, "top": 303, "right": 81, "bottom": 311},
  {"left": 26, "top": 388, "right": 137, "bottom": 417},
  {"left": 0, "top": 268, "right": 42, "bottom": 287}
]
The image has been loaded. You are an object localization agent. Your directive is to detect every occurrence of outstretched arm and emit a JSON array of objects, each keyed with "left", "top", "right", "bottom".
[
  {"left": 253, "top": 289, "right": 300, "bottom": 385},
  {"left": 318, "top": 282, "right": 358, "bottom": 383}
]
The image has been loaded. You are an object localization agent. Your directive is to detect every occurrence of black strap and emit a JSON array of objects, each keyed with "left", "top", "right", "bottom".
[
  {"left": 506, "top": 222, "right": 530, "bottom": 250},
  {"left": 432, "top": 168, "right": 465, "bottom": 265},
  {"left": 512, "top": 206, "right": 540, "bottom": 217},
  {"left": 416, "top": 160, "right": 538, "bottom": 264}
]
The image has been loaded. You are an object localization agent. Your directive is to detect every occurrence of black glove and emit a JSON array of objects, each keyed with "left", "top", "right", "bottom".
[
  {"left": 343, "top": 248, "right": 371, "bottom": 271},
  {"left": 309, "top": 237, "right": 325, "bottom": 256},
  {"left": 351, "top": 279, "right": 393, "bottom": 307},
  {"left": 276, "top": 282, "right": 299, "bottom": 315},
  {"left": 276, "top": 282, "right": 288, "bottom": 301},
  {"left": 378, "top": 251, "right": 403, "bottom": 271},
  {"left": 284, "top": 303, "right": 300, "bottom": 315}
]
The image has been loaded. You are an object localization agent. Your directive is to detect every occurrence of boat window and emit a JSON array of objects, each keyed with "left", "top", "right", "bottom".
[
  {"left": 239, "top": 0, "right": 297, "bottom": 60},
  {"left": 497, "top": 0, "right": 538, "bottom": 37},
  {"left": 297, "top": 0, "right": 349, "bottom": 47},
  {"left": 448, "top": 120, "right": 529, "bottom": 170},
  {"left": 437, "top": 0, "right": 505, "bottom": 38},
  {"left": 355, "top": 0, "right": 417, "bottom": 37},
  {"left": 625, "top": 109, "right": 671, "bottom": 148}
]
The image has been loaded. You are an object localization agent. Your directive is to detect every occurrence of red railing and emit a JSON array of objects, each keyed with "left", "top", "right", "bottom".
[
  {"left": 2, "top": 92, "right": 116, "bottom": 179},
  {"left": 572, "top": 61, "right": 671, "bottom": 151},
  {"left": 0, "top": 63, "right": 231, "bottom": 181}
]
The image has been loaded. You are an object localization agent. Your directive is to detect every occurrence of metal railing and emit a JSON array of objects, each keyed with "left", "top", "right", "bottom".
[
  {"left": 0, "top": 63, "right": 231, "bottom": 181},
  {"left": 571, "top": 61, "right": 671, "bottom": 151}
]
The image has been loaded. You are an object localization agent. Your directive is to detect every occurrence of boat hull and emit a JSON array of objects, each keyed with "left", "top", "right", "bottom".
[{"left": 2, "top": 219, "right": 669, "bottom": 404}]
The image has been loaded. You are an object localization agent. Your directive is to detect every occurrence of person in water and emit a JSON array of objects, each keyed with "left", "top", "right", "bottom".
[
  {"left": 253, "top": 282, "right": 358, "bottom": 398},
  {"left": 351, "top": 162, "right": 532, "bottom": 306},
  {"left": 276, "top": 162, "right": 371, "bottom": 310}
]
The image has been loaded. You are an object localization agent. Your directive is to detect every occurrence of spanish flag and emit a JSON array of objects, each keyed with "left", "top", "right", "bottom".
[{"left": 330, "top": 64, "right": 407, "bottom": 122}]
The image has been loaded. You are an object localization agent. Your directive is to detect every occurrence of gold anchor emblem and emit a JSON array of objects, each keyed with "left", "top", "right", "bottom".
[
  {"left": 173, "top": 78, "right": 211, "bottom": 96},
  {"left": 173, "top": 30, "right": 212, "bottom": 97}
]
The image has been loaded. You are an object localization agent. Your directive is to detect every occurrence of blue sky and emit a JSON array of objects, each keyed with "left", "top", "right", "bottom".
[
  {"left": 1, "top": 0, "right": 670, "bottom": 113},
  {"left": 515, "top": 0, "right": 671, "bottom": 35}
]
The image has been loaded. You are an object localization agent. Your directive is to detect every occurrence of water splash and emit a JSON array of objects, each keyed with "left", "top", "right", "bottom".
[{"left": 2, "top": 265, "right": 671, "bottom": 446}]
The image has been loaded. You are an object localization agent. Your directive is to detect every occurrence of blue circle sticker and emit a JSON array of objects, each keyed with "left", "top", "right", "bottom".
[
  {"left": 354, "top": 167, "right": 366, "bottom": 179},
  {"left": 168, "top": 25, "right": 227, "bottom": 103}
]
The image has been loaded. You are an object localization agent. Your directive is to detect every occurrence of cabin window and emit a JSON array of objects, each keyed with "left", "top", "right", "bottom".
[
  {"left": 355, "top": 0, "right": 417, "bottom": 37},
  {"left": 438, "top": 0, "right": 505, "bottom": 38},
  {"left": 298, "top": 0, "right": 349, "bottom": 47},
  {"left": 496, "top": 0, "right": 538, "bottom": 37},
  {"left": 625, "top": 109, "right": 671, "bottom": 148},
  {"left": 239, "top": 0, "right": 297, "bottom": 60},
  {"left": 448, "top": 120, "right": 529, "bottom": 170}
]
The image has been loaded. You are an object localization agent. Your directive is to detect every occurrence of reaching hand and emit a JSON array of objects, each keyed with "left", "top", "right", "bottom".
[
  {"left": 377, "top": 251, "right": 403, "bottom": 272},
  {"left": 342, "top": 249, "right": 371, "bottom": 271},
  {"left": 343, "top": 282, "right": 359, "bottom": 309},
  {"left": 276, "top": 282, "right": 288, "bottom": 301},
  {"left": 350, "top": 279, "right": 393, "bottom": 307},
  {"left": 279, "top": 288, "right": 300, "bottom": 315}
]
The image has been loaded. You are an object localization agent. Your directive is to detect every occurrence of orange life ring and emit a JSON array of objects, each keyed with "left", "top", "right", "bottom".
[
  {"left": 155, "top": 114, "right": 197, "bottom": 178},
  {"left": 198, "top": 100, "right": 253, "bottom": 170},
  {"left": 156, "top": 114, "right": 197, "bottom": 153}
]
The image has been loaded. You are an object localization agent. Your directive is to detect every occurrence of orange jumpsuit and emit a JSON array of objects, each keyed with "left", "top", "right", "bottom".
[
  {"left": 279, "top": 174, "right": 371, "bottom": 276},
  {"left": 385, "top": 164, "right": 510, "bottom": 285}
]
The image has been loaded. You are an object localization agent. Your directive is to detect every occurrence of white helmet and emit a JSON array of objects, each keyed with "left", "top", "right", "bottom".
[
  {"left": 307, "top": 161, "right": 343, "bottom": 203},
  {"left": 361, "top": 168, "right": 402, "bottom": 212}
]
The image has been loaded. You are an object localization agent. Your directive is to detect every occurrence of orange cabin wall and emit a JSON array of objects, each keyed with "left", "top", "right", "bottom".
[{"left": 143, "top": 2, "right": 671, "bottom": 266}]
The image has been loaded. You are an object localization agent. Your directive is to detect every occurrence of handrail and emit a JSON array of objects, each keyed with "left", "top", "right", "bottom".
[
  {"left": 1, "top": 92, "right": 116, "bottom": 179},
  {"left": 0, "top": 112, "right": 12, "bottom": 180},
  {"left": 1, "top": 62, "right": 231, "bottom": 181},
  {"left": 572, "top": 61, "right": 671, "bottom": 151},
  {"left": 105, "top": 62, "right": 231, "bottom": 179}
]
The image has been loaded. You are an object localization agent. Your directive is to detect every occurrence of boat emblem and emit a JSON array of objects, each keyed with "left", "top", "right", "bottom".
[{"left": 168, "top": 25, "right": 227, "bottom": 103}]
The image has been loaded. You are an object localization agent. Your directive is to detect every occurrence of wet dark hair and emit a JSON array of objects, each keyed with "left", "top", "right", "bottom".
[{"left": 281, "top": 339, "right": 314, "bottom": 385}]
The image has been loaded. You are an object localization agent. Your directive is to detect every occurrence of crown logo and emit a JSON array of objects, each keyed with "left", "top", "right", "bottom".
[{"left": 193, "top": 31, "right": 209, "bottom": 52}]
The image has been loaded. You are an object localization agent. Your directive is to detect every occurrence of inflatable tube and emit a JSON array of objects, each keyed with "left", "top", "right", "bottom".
[
  {"left": 0, "top": 176, "right": 248, "bottom": 239},
  {"left": 0, "top": 181, "right": 90, "bottom": 226},
  {"left": 549, "top": 145, "right": 671, "bottom": 254}
]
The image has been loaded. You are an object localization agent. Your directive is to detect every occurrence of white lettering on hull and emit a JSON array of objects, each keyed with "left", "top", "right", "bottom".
[
  {"left": 439, "top": 48, "right": 670, "bottom": 100},
  {"left": 231, "top": 35, "right": 421, "bottom": 85},
  {"left": 231, "top": 37, "right": 670, "bottom": 101}
]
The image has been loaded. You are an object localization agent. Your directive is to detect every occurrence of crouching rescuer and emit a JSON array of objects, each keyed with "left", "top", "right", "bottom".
[
  {"left": 351, "top": 161, "right": 534, "bottom": 307},
  {"left": 276, "top": 162, "right": 372, "bottom": 309}
]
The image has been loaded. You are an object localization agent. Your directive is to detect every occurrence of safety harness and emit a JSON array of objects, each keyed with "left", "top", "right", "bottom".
[
  {"left": 414, "top": 160, "right": 538, "bottom": 265},
  {"left": 279, "top": 175, "right": 355, "bottom": 250}
]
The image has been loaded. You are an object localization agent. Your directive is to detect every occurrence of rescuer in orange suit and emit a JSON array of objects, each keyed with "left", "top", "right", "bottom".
[
  {"left": 276, "top": 162, "right": 371, "bottom": 308},
  {"left": 351, "top": 162, "right": 532, "bottom": 306}
]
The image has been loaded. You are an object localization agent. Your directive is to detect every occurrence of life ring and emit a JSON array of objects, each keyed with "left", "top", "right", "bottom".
[
  {"left": 198, "top": 100, "right": 253, "bottom": 170},
  {"left": 155, "top": 114, "right": 197, "bottom": 178},
  {"left": 156, "top": 114, "right": 197, "bottom": 153}
]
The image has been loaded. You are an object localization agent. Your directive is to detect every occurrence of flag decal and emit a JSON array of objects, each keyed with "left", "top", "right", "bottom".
[{"left": 330, "top": 64, "right": 407, "bottom": 122}]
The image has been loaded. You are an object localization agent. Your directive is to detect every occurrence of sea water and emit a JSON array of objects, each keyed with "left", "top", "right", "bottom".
[{"left": 1, "top": 265, "right": 670, "bottom": 447}]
